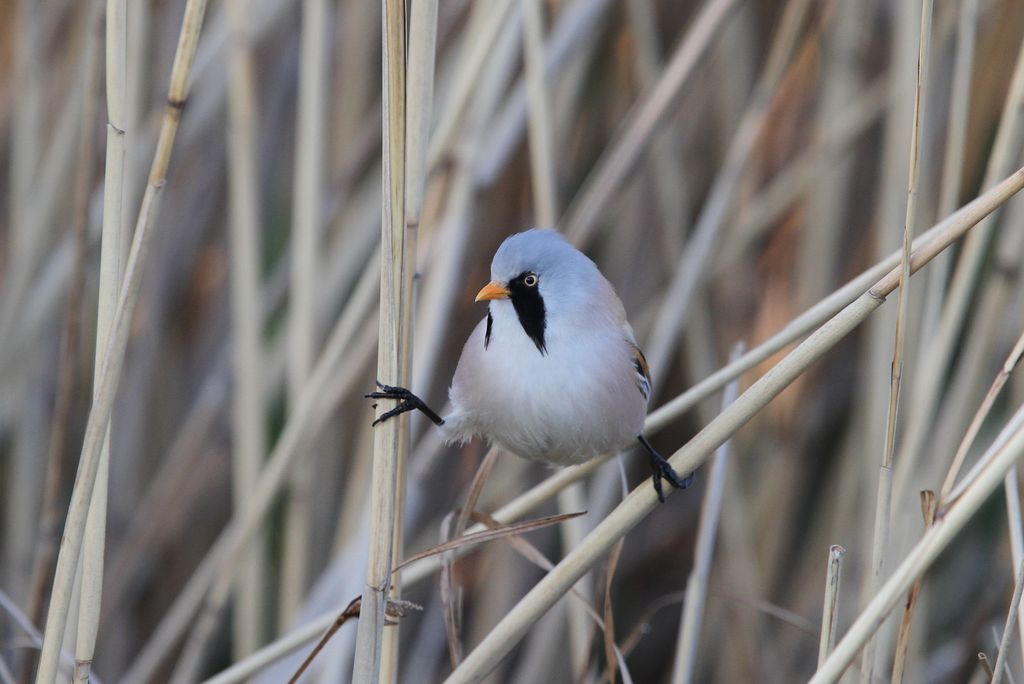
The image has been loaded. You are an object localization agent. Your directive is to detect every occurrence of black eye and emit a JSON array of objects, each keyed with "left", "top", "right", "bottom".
[{"left": 523, "top": 273, "right": 538, "bottom": 287}]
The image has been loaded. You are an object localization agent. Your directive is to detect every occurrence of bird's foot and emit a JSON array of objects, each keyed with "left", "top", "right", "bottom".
[
  {"left": 638, "top": 435, "right": 694, "bottom": 503},
  {"left": 365, "top": 382, "right": 445, "bottom": 426}
]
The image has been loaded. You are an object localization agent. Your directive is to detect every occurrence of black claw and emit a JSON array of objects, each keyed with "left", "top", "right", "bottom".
[
  {"left": 638, "top": 434, "right": 694, "bottom": 503},
  {"left": 364, "top": 382, "right": 445, "bottom": 426}
]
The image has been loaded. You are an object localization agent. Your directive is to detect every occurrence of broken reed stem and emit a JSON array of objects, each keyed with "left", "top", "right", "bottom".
[
  {"left": 74, "top": 0, "right": 129, "bottom": 680},
  {"left": 671, "top": 354, "right": 741, "bottom": 684},
  {"left": 225, "top": 0, "right": 269, "bottom": 662},
  {"left": 818, "top": 545, "right": 846, "bottom": 667},
  {"left": 441, "top": 168, "right": 1024, "bottom": 684},
  {"left": 33, "top": 1, "right": 211, "bottom": 680},
  {"left": 352, "top": 0, "right": 409, "bottom": 680},
  {"left": 811, "top": 407, "right": 1024, "bottom": 683}
]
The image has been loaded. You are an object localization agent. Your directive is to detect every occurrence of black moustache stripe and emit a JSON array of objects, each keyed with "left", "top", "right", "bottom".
[
  {"left": 484, "top": 311, "right": 493, "bottom": 349},
  {"left": 508, "top": 273, "right": 546, "bottom": 354}
]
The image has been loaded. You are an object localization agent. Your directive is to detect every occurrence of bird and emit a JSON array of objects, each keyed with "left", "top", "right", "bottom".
[{"left": 366, "top": 228, "right": 692, "bottom": 502}]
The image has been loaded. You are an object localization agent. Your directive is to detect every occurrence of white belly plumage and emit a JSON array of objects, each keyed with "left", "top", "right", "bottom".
[{"left": 442, "top": 316, "right": 647, "bottom": 466}]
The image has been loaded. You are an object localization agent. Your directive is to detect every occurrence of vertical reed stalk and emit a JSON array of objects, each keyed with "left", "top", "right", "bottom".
[
  {"left": 671, "top": 360, "right": 740, "bottom": 684},
  {"left": 34, "top": 1, "right": 211, "bottom": 680},
  {"left": 352, "top": 0, "right": 409, "bottom": 679},
  {"left": 282, "top": 0, "right": 331, "bottom": 634},
  {"left": 642, "top": 0, "right": 813, "bottom": 382},
  {"left": 73, "top": 0, "right": 129, "bottom": 679},
  {"left": 862, "top": 3, "right": 931, "bottom": 681},
  {"left": 441, "top": 166, "right": 1024, "bottom": 684},
  {"left": 225, "top": 0, "right": 269, "bottom": 662},
  {"left": 379, "top": 0, "right": 438, "bottom": 679},
  {"left": 522, "top": 0, "right": 558, "bottom": 227}
]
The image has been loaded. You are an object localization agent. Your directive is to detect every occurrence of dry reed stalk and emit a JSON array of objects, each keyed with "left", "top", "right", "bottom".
[
  {"left": 862, "top": 3, "right": 932, "bottom": 681},
  {"left": 811, "top": 402, "right": 1024, "bottom": 682},
  {"left": 351, "top": 1, "right": 410, "bottom": 678},
  {"left": 426, "top": 0, "right": 515, "bottom": 169},
  {"left": 818, "top": 545, "right": 845, "bottom": 667},
  {"left": 20, "top": 6, "right": 102, "bottom": 681},
  {"left": 1006, "top": 468, "right": 1024, "bottom": 670},
  {"left": 73, "top": 0, "right": 129, "bottom": 679},
  {"left": 0, "top": 590, "right": 98, "bottom": 684},
  {"left": 33, "top": 1, "right": 212, "bottom": 680},
  {"left": 223, "top": 0, "right": 269, "bottom": 663},
  {"left": 721, "top": 75, "right": 887, "bottom": 270},
  {"left": 379, "top": 2, "right": 438, "bottom": 678},
  {"left": 562, "top": 0, "right": 739, "bottom": 246},
  {"left": 831, "top": 412, "right": 1024, "bottom": 682},
  {"left": 919, "top": 0, "right": 977, "bottom": 338},
  {"left": 993, "top": 559, "right": 1024, "bottom": 684},
  {"left": 199, "top": 163, "right": 1024, "bottom": 678},
  {"left": 890, "top": 492, "right": 937, "bottom": 684},
  {"left": 522, "top": 0, "right": 558, "bottom": 227},
  {"left": 624, "top": 0, "right": 690, "bottom": 263},
  {"left": 939, "top": 328, "right": 1024, "bottom": 502},
  {"left": 521, "top": 1, "right": 594, "bottom": 676},
  {"left": 3, "top": 0, "right": 42, "bottom": 325},
  {"left": 897, "top": 0, "right": 983, "bottom": 505},
  {"left": 333, "top": 0, "right": 378, "bottom": 161},
  {"left": 0, "top": 13, "right": 90, "bottom": 382},
  {"left": 642, "top": 0, "right": 815, "bottom": 383},
  {"left": 281, "top": 0, "right": 331, "bottom": 635},
  {"left": 893, "top": 28, "right": 1024, "bottom": 504},
  {"left": 799, "top": 0, "right": 864, "bottom": 306},
  {"left": 671, "top": 359, "right": 740, "bottom": 684},
  {"left": 122, "top": 0, "right": 149, "bottom": 220},
  {"left": 123, "top": 259, "right": 381, "bottom": 682},
  {"left": 440, "top": 166, "right": 1024, "bottom": 684}
]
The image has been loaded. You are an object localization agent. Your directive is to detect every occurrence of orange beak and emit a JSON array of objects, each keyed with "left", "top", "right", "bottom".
[{"left": 475, "top": 281, "right": 510, "bottom": 302}]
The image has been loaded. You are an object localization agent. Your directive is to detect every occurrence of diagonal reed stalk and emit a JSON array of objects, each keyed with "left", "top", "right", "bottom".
[
  {"left": 812, "top": 405, "right": 1024, "bottom": 683},
  {"left": 33, "top": 0, "right": 211, "bottom": 680},
  {"left": 439, "top": 167, "right": 1024, "bottom": 683},
  {"left": 197, "top": 162, "right": 1024, "bottom": 680}
]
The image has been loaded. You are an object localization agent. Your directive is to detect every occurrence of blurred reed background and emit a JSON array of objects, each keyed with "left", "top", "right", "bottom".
[{"left": 4, "top": 0, "right": 1024, "bottom": 682}]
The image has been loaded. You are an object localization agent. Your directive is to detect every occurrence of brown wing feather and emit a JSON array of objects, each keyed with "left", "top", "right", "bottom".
[{"left": 631, "top": 344, "right": 652, "bottom": 401}]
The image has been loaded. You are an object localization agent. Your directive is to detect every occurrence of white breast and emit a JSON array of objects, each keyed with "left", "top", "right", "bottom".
[{"left": 443, "top": 303, "right": 647, "bottom": 465}]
